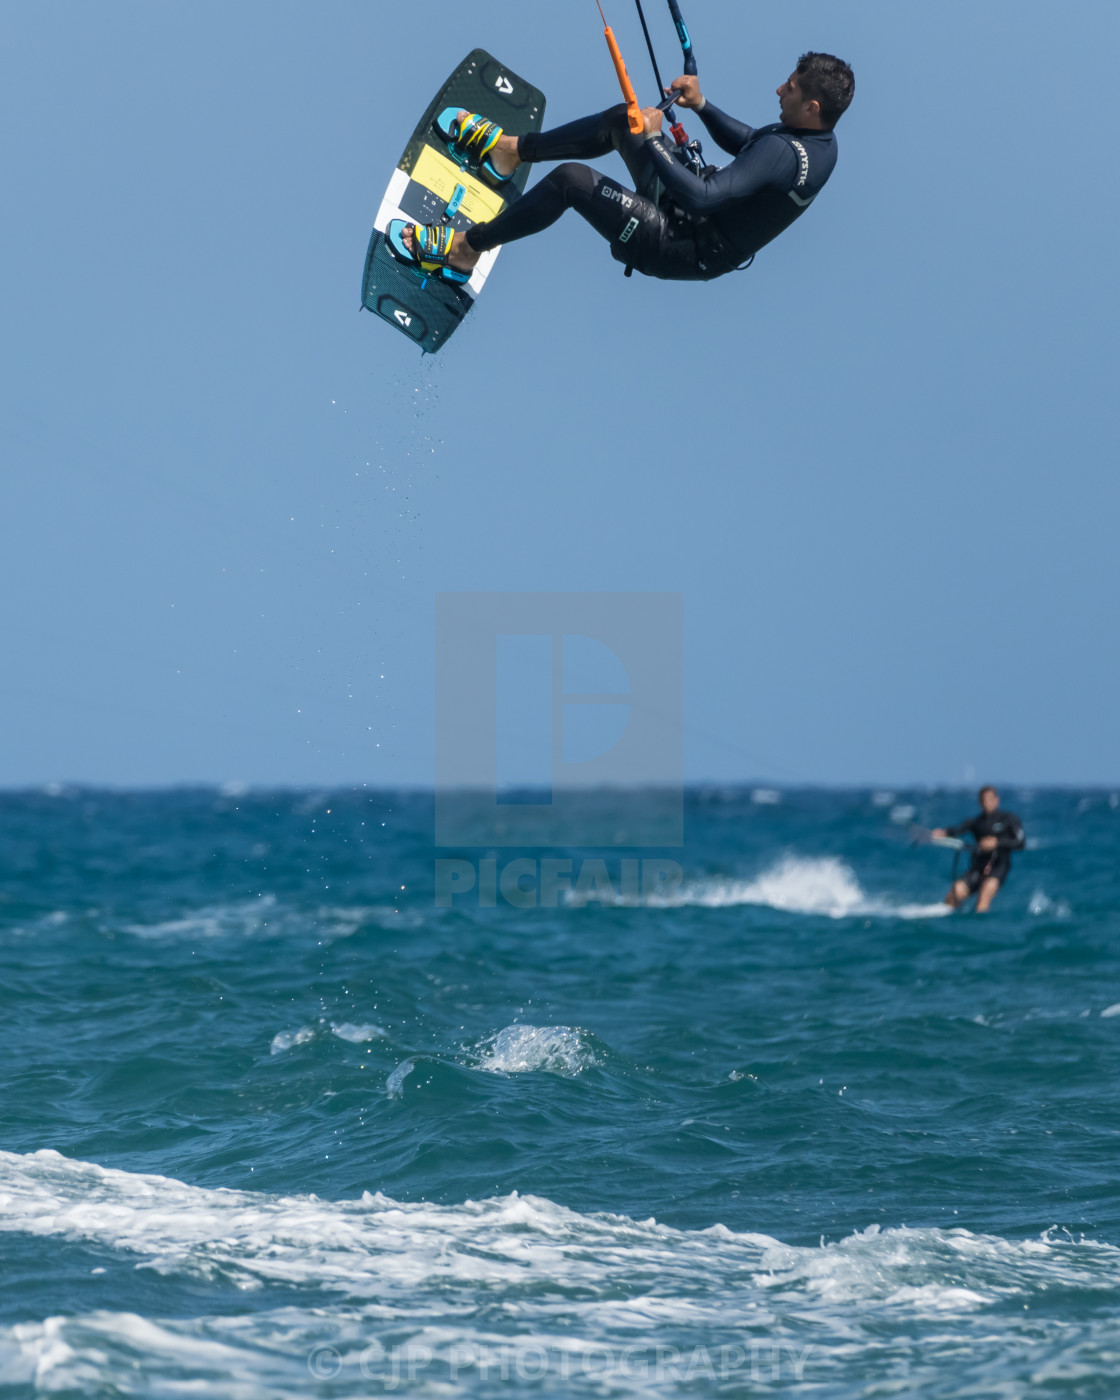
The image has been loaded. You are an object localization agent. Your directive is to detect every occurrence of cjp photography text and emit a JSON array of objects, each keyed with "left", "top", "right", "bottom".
[{"left": 308, "top": 1337, "right": 815, "bottom": 1387}]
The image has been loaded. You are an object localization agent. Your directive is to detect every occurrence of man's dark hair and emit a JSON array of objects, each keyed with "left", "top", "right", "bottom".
[
  {"left": 978, "top": 785, "right": 999, "bottom": 802},
  {"left": 795, "top": 52, "right": 855, "bottom": 129}
]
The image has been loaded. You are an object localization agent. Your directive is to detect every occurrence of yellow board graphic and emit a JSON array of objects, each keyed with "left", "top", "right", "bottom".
[{"left": 411, "top": 145, "right": 507, "bottom": 225}]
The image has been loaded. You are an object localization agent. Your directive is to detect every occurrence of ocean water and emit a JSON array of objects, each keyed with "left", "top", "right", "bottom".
[{"left": 2, "top": 785, "right": 1120, "bottom": 1397}]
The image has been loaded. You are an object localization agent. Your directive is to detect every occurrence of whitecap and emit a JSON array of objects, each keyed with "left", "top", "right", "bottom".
[
  {"left": 270, "top": 1027, "right": 315, "bottom": 1055},
  {"left": 121, "top": 898, "right": 408, "bottom": 943},
  {"left": 331, "top": 1023, "right": 387, "bottom": 1044},
  {"left": 474, "top": 1025, "right": 595, "bottom": 1076},
  {"left": 317, "top": 905, "right": 425, "bottom": 937},
  {"left": 660, "top": 857, "right": 949, "bottom": 920},
  {"left": 1029, "top": 889, "right": 1071, "bottom": 919},
  {"left": 3, "top": 1149, "right": 1118, "bottom": 1315},
  {"left": 5, "top": 1150, "right": 1120, "bottom": 1396},
  {"left": 125, "top": 897, "right": 278, "bottom": 940}
]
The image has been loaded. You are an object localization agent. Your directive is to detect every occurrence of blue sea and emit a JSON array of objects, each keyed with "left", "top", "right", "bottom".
[{"left": 2, "top": 785, "right": 1120, "bottom": 1397}]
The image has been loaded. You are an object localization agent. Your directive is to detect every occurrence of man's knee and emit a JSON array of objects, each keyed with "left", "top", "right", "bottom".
[{"left": 546, "top": 162, "right": 597, "bottom": 205}]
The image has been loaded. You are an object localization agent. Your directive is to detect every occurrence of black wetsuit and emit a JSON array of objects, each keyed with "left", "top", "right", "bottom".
[
  {"left": 465, "top": 101, "right": 838, "bottom": 280},
  {"left": 946, "top": 809, "right": 1026, "bottom": 892}
]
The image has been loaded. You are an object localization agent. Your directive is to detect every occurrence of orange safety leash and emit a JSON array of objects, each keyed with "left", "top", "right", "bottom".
[{"left": 595, "top": 0, "right": 645, "bottom": 135}]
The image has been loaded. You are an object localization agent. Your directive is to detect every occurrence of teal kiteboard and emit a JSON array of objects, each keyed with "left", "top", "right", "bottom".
[
  {"left": 909, "top": 825, "right": 966, "bottom": 851},
  {"left": 361, "top": 51, "right": 546, "bottom": 354}
]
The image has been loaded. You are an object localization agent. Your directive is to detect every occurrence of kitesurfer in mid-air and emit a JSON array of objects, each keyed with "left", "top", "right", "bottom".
[
  {"left": 933, "top": 787, "right": 1026, "bottom": 913},
  {"left": 390, "top": 51, "right": 853, "bottom": 283}
]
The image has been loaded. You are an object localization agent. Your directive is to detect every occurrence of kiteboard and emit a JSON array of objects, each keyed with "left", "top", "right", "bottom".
[
  {"left": 909, "top": 825, "right": 966, "bottom": 851},
  {"left": 361, "top": 50, "right": 546, "bottom": 354}
]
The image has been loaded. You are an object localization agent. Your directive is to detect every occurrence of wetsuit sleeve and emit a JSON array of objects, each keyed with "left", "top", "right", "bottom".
[
  {"left": 944, "top": 816, "right": 979, "bottom": 840},
  {"left": 997, "top": 815, "right": 1026, "bottom": 851},
  {"left": 646, "top": 131, "right": 796, "bottom": 214},
  {"left": 694, "top": 101, "right": 755, "bottom": 156}
]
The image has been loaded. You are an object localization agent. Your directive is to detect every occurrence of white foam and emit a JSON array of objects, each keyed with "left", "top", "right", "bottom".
[
  {"left": 331, "top": 1023, "right": 387, "bottom": 1044},
  {"left": 474, "top": 1025, "right": 595, "bottom": 1076},
  {"left": 660, "top": 857, "right": 950, "bottom": 920},
  {"left": 3, "top": 1151, "right": 1120, "bottom": 1395},
  {"left": 320, "top": 904, "right": 426, "bottom": 934},
  {"left": 124, "top": 900, "right": 417, "bottom": 942},
  {"left": 6, "top": 1147, "right": 1105, "bottom": 1306},
  {"left": 1029, "top": 889, "right": 1072, "bottom": 919},
  {"left": 270, "top": 1027, "right": 315, "bottom": 1055},
  {"left": 125, "top": 897, "right": 278, "bottom": 940}
]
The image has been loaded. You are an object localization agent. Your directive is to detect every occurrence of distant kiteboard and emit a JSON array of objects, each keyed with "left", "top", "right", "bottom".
[
  {"left": 361, "top": 50, "right": 546, "bottom": 354},
  {"left": 909, "top": 825, "right": 966, "bottom": 851}
]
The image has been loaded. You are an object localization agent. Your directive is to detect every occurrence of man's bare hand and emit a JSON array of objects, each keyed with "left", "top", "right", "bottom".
[
  {"left": 931, "top": 828, "right": 947, "bottom": 840},
  {"left": 668, "top": 75, "right": 703, "bottom": 109},
  {"left": 978, "top": 835, "right": 999, "bottom": 851},
  {"left": 642, "top": 105, "right": 664, "bottom": 137}
]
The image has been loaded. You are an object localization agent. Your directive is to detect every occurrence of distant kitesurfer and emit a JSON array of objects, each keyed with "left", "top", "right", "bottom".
[
  {"left": 933, "top": 787, "right": 1026, "bottom": 913},
  {"left": 389, "top": 52, "right": 854, "bottom": 284}
]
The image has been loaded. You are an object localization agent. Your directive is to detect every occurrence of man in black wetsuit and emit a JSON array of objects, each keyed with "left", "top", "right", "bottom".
[
  {"left": 402, "top": 51, "right": 854, "bottom": 282},
  {"left": 933, "top": 787, "right": 1026, "bottom": 913}
]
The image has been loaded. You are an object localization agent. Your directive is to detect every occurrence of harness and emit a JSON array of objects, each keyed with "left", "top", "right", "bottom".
[{"left": 610, "top": 0, "right": 773, "bottom": 279}]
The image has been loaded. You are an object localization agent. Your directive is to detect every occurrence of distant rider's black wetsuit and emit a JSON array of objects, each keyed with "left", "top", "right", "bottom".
[
  {"left": 464, "top": 101, "right": 838, "bottom": 280},
  {"left": 945, "top": 809, "right": 1026, "bottom": 892}
]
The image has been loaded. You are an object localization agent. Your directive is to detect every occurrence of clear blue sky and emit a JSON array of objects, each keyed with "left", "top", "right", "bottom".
[{"left": 2, "top": 1, "right": 1117, "bottom": 788}]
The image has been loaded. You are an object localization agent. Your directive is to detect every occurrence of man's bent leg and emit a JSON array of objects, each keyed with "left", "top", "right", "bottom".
[
  {"left": 519, "top": 105, "right": 627, "bottom": 163},
  {"left": 466, "top": 163, "right": 666, "bottom": 262},
  {"left": 519, "top": 104, "right": 661, "bottom": 202}
]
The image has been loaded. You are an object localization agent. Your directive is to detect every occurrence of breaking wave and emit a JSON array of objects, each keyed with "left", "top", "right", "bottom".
[
  {"left": 2, "top": 1149, "right": 1119, "bottom": 1395},
  {"left": 666, "top": 856, "right": 950, "bottom": 920},
  {"left": 473, "top": 1024, "right": 597, "bottom": 1076}
]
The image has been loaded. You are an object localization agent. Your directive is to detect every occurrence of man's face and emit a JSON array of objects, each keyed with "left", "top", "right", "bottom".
[
  {"left": 980, "top": 789, "right": 1000, "bottom": 814},
  {"left": 777, "top": 71, "right": 819, "bottom": 127}
]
